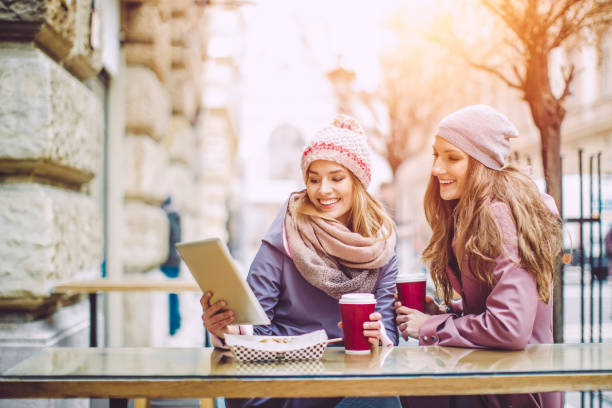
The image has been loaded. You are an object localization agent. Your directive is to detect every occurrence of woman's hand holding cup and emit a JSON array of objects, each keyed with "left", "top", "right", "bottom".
[
  {"left": 363, "top": 312, "right": 383, "bottom": 347},
  {"left": 394, "top": 301, "right": 430, "bottom": 340},
  {"left": 394, "top": 293, "right": 445, "bottom": 315},
  {"left": 200, "top": 292, "right": 239, "bottom": 339},
  {"left": 424, "top": 295, "right": 446, "bottom": 315},
  {"left": 338, "top": 311, "right": 383, "bottom": 347}
]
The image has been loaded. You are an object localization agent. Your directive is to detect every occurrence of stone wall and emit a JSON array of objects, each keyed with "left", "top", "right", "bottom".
[
  {"left": 62, "top": 0, "right": 103, "bottom": 80},
  {"left": 0, "top": 0, "right": 76, "bottom": 61},
  {"left": 125, "top": 66, "right": 171, "bottom": 141},
  {"left": 0, "top": 45, "right": 103, "bottom": 183},
  {"left": 118, "top": 2, "right": 242, "bottom": 347},
  {"left": 120, "top": 0, "right": 194, "bottom": 347},
  {"left": 1, "top": 0, "right": 242, "bottom": 363},
  {"left": 0, "top": 183, "right": 102, "bottom": 298},
  {"left": 0, "top": 1, "right": 105, "bottom": 404},
  {"left": 0, "top": 42, "right": 104, "bottom": 303},
  {"left": 122, "top": 201, "right": 169, "bottom": 272}
]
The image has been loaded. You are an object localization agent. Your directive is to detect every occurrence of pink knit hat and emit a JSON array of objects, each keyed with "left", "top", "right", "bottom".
[
  {"left": 437, "top": 105, "right": 518, "bottom": 170},
  {"left": 301, "top": 114, "right": 372, "bottom": 188}
]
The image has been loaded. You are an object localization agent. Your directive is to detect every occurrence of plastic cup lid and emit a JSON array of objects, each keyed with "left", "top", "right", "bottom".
[
  {"left": 396, "top": 273, "right": 427, "bottom": 283},
  {"left": 339, "top": 293, "right": 377, "bottom": 304}
]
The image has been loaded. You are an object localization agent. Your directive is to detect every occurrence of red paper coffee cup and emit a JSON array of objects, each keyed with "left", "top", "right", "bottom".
[
  {"left": 339, "top": 293, "right": 377, "bottom": 354},
  {"left": 396, "top": 274, "right": 426, "bottom": 312}
]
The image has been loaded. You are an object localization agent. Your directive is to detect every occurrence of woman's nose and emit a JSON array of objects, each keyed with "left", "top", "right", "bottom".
[
  {"left": 431, "top": 159, "right": 444, "bottom": 176},
  {"left": 319, "top": 178, "right": 332, "bottom": 193}
]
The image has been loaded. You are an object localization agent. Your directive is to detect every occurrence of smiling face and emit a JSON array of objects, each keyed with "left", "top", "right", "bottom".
[
  {"left": 431, "top": 136, "right": 470, "bottom": 201},
  {"left": 306, "top": 160, "right": 355, "bottom": 225}
]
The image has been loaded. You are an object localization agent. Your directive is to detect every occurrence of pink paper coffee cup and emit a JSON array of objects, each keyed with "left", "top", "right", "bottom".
[
  {"left": 339, "top": 293, "right": 377, "bottom": 354},
  {"left": 396, "top": 274, "right": 426, "bottom": 312}
]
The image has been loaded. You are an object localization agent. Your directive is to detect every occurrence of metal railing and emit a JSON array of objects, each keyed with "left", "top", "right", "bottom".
[{"left": 562, "top": 149, "right": 610, "bottom": 408}]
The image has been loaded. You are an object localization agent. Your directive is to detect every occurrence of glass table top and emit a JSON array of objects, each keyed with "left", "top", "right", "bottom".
[{"left": 3, "top": 343, "right": 612, "bottom": 379}]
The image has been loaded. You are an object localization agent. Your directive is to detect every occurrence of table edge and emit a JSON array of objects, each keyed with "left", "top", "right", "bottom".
[{"left": 1, "top": 373, "right": 611, "bottom": 399}]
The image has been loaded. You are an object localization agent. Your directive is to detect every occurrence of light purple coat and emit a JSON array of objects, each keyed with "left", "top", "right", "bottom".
[
  {"left": 402, "top": 201, "right": 562, "bottom": 408},
  {"left": 226, "top": 201, "right": 399, "bottom": 408}
]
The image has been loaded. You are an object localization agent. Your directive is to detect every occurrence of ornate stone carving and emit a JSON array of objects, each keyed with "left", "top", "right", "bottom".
[{"left": 0, "top": 0, "right": 76, "bottom": 61}]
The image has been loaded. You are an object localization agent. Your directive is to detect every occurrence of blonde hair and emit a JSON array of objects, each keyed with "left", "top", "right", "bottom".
[
  {"left": 422, "top": 159, "right": 562, "bottom": 305},
  {"left": 296, "top": 173, "right": 394, "bottom": 239}
]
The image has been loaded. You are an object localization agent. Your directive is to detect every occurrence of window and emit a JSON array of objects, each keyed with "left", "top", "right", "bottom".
[{"left": 268, "top": 124, "right": 304, "bottom": 180}]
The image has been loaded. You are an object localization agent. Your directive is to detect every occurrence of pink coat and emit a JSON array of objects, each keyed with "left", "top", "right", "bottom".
[{"left": 403, "top": 201, "right": 562, "bottom": 408}]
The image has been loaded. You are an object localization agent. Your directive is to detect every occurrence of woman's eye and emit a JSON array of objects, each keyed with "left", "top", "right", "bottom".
[
  {"left": 448, "top": 156, "right": 460, "bottom": 161},
  {"left": 332, "top": 177, "right": 345, "bottom": 182},
  {"left": 309, "top": 179, "right": 320, "bottom": 184}
]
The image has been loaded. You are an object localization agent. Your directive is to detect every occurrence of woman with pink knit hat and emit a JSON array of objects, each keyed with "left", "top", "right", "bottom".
[
  {"left": 201, "top": 114, "right": 401, "bottom": 408},
  {"left": 396, "top": 105, "right": 563, "bottom": 408}
]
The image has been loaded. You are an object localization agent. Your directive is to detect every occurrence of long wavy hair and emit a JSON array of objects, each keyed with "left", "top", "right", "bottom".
[
  {"left": 422, "top": 158, "right": 562, "bottom": 305},
  {"left": 296, "top": 173, "right": 394, "bottom": 240}
]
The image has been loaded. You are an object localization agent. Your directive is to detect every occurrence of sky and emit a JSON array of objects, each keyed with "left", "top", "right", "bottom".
[
  {"left": 236, "top": 0, "right": 440, "bottom": 194},
  {"left": 233, "top": 0, "right": 504, "bottom": 195},
  {"left": 240, "top": 0, "right": 424, "bottom": 91}
]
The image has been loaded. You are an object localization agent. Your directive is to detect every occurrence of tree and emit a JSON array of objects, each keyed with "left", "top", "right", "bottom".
[
  {"left": 436, "top": 0, "right": 612, "bottom": 343},
  {"left": 328, "top": 6, "right": 468, "bottom": 177},
  {"left": 365, "top": 40, "right": 459, "bottom": 176},
  {"left": 437, "top": 0, "right": 611, "bottom": 210}
]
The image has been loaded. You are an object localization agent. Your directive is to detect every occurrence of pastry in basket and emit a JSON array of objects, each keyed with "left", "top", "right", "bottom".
[{"left": 225, "top": 330, "right": 328, "bottom": 362}]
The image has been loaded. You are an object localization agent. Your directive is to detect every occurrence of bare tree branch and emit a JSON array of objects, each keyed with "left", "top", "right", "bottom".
[
  {"left": 550, "top": 1, "right": 612, "bottom": 48},
  {"left": 545, "top": 0, "right": 580, "bottom": 30},
  {"left": 551, "top": 6, "right": 592, "bottom": 48},
  {"left": 582, "top": 2, "right": 612, "bottom": 28},
  {"left": 357, "top": 92, "right": 387, "bottom": 132},
  {"left": 512, "top": 64, "right": 524, "bottom": 84},
  {"left": 558, "top": 64, "right": 575, "bottom": 102},
  {"left": 482, "top": 0, "right": 531, "bottom": 46},
  {"left": 503, "top": 36, "right": 525, "bottom": 55},
  {"left": 459, "top": 53, "right": 524, "bottom": 90},
  {"left": 481, "top": 0, "right": 506, "bottom": 19}
]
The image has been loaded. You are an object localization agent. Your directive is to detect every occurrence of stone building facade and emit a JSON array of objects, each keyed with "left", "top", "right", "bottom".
[
  {"left": 0, "top": 0, "right": 242, "bottom": 399},
  {"left": 0, "top": 0, "right": 105, "bottom": 376}
]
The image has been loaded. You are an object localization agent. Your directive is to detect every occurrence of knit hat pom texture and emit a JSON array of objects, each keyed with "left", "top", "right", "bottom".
[{"left": 301, "top": 114, "right": 372, "bottom": 188}]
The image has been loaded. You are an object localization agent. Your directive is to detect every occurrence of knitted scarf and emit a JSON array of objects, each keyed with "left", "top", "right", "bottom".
[{"left": 284, "top": 191, "right": 396, "bottom": 299}]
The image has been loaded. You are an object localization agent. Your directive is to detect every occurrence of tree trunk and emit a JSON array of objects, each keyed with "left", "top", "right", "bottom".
[
  {"left": 524, "top": 55, "right": 564, "bottom": 210},
  {"left": 539, "top": 125, "right": 563, "bottom": 211},
  {"left": 529, "top": 108, "right": 564, "bottom": 344},
  {"left": 524, "top": 52, "right": 566, "bottom": 343}
]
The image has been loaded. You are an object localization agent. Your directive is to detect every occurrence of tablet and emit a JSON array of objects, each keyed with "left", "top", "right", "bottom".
[{"left": 176, "top": 238, "right": 271, "bottom": 325}]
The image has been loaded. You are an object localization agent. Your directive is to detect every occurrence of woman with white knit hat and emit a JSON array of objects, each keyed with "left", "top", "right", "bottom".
[
  {"left": 395, "top": 105, "right": 563, "bottom": 408},
  {"left": 202, "top": 114, "right": 400, "bottom": 408}
]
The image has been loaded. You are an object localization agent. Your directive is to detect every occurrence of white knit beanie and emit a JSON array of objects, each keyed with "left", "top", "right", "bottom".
[
  {"left": 301, "top": 114, "right": 372, "bottom": 188},
  {"left": 437, "top": 105, "right": 519, "bottom": 170}
]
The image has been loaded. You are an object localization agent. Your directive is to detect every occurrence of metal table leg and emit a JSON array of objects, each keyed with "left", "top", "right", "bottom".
[
  {"left": 89, "top": 293, "right": 97, "bottom": 347},
  {"left": 109, "top": 398, "right": 128, "bottom": 408}
]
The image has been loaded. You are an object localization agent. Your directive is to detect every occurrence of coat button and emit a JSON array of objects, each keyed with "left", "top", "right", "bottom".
[
  {"left": 422, "top": 336, "right": 428, "bottom": 342},
  {"left": 431, "top": 336, "right": 437, "bottom": 342}
]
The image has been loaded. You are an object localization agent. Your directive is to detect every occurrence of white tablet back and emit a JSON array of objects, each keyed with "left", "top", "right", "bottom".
[{"left": 176, "top": 238, "right": 270, "bottom": 325}]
